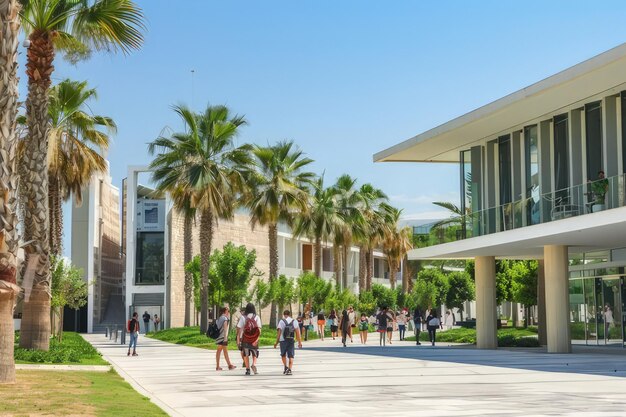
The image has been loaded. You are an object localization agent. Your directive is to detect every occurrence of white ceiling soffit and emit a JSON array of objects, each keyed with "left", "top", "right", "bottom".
[
  {"left": 374, "top": 43, "right": 626, "bottom": 163},
  {"left": 408, "top": 206, "right": 626, "bottom": 260}
]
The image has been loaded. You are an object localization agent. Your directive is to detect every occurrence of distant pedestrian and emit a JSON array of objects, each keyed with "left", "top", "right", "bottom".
[
  {"left": 348, "top": 306, "right": 356, "bottom": 343},
  {"left": 386, "top": 309, "right": 395, "bottom": 344},
  {"left": 317, "top": 311, "right": 326, "bottom": 341},
  {"left": 377, "top": 307, "right": 389, "bottom": 347},
  {"left": 274, "top": 310, "right": 302, "bottom": 375},
  {"left": 339, "top": 309, "right": 350, "bottom": 347},
  {"left": 303, "top": 305, "right": 311, "bottom": 341},
  {"left": 296, "top": 312, "right": 304, "bottom": 336},
  {"left": 215, "top": 307, "right": 236, "bottom": 371},
  {"left": 426, "top": 309, "right": 441, "bottom": 346},
  {"left": 127, "top": 312, "right": 140, "bottom": 356},
  {"left": 329, "top": 309, "right": 338, "bottom": 340},
  {"left": 142, "top": 311, "right": 150, "bottom": 333},
  {"left": 153, "top": 314, "right": 161, "bottom": 331},
  {"left": 358, "top": 313, "right": 369, "bottom": 344},
  {"left": 413, "top": 306, "right": 423, "bottom": 346},
  {"left": 397, "top": 310, "right": 407, "bottom": 341},
  {"left": 237, "top": 303, "right": 262, "bottom": 376}
]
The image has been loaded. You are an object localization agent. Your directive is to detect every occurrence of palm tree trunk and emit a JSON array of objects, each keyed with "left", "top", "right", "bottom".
[
  {"left": 0, "top": 0, "right": 21, "bottom": 381},
  {"left": 199, "top": 209, "right": 213, "bottom": 334},
  {"left": 366, "top": 249, "right": 373, "bottom": 290},
  {"left": 48, "top": 176, "right": 63, "bottom": 256},
  {"left": 268, "top": 222, "right": 278, "bottom": 328},
  {"left": 389, "top": 263, "right": 398, "bottom": 290},
  {"left": 314, "top": 237, "right": 322, "bottom": 278},
  {"left": 342, "top": 244, "right": 349, "bottom": 290},
  {"left": 402, "top": 257, "right": 409, "bottom": 292},
  {"left": 183, "top": 214, "right": 192, "bottom": 327},
  {"left": 20, "top": 30, "right": 56, "bottom": 351},
  {"left": 358, "top": 246, "right": 366, "bottom": 293},
  {"left": 333, "top": 244, "right": 341, "bottom": 289}
]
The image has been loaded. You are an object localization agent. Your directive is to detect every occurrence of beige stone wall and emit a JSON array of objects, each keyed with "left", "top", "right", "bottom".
[{"left": 168, "top": 211, "right": 272, "bottom": 327}]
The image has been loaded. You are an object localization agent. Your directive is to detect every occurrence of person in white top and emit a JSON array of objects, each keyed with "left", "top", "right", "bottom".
[
  {"left": 274, "top": 310, "right": 302, "bottom": 375},
  {"left": 604, "top": 304, "right": 614, "bottom": 340},
  {"left": 236, "top": 303, "right": 262, "bottom": 376},
  {"left": 348, "top": 306, "right": 356, "bottom": 343},
  {"left": 396, "top": 310, "right": 407, "bottom": 341}
]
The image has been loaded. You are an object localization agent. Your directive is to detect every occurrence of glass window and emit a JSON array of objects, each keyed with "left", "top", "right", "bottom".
[
  {"left": 460, "top": 150, "right": 472, "bottom": 215},
  {"left": 602, "top": 279, "right": 622, "bottom": 345},
  {"left": 569, "top": 280, "right": 585, "bottom": 343},
  {"left": 498, "top": 135, "right": 512, "bottom": 205},
  {"left": 585, "top": 101, "right": 603, "bottom": 181},
  {"left": 554, "top": 114, "right": 569, "bottom": 198},
  {"left": 524, "top": 125, "right": 540, "bottom": 225},
  {"left": 584, "top": 278, "right": 597, "bottom": 344},
  {"left": 135, "top": 232, "right": 164, "bottom": 285}
]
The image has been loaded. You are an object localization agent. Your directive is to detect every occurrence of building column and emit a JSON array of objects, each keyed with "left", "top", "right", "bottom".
[
  {"left": 544, "top": 245, "right": 571, "bottom": 353},
  {"left": 475, "top": 256, "right": 497, "bottom": 349}
]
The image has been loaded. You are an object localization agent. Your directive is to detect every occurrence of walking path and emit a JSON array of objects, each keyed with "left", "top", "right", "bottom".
[{"left": 84, "top": 333, "right": 626, "bottom": 417}]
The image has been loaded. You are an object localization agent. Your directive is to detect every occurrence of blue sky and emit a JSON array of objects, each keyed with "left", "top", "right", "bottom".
[{"left": 23, "top": 1, "right": 626, "bottom": 255}]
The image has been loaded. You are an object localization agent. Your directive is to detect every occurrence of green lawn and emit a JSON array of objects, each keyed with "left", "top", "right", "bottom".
[
  {"left": 405, "top": 327, "right": 540, "bottom": 347},
  {"left": 15, "top": 331, "right": 108, "bottom": 365},
  {"left": 0, "top": 369, "right": 167, "bottom": 417},
  {"left": 147, "top": 324, "right": 325, "bottom": 350}
]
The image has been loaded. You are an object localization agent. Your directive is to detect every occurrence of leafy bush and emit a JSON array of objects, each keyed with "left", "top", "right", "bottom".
[
  {"left": 407, "top": 327, "right": 540, "bottom": 347},
  {"left": 14, "top": 331, "right": 105, "bottom": 364}
]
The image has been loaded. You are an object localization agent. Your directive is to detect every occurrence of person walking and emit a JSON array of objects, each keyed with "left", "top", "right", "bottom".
[
  {"left": 317, "top": 311, "right": 326, "bottom": 341},
  {"left": 215, "top": 307, "right": 236, "bottom": 371},
  {"left": 302, "top": 306, "right": 311, "bottom": 341},
  {"left": 237, "top": 303, "right": 262, "bottom": 376},
  {"left": 413, "top": 306, "right": 423, "bottom": 346},
  {"left": 339, "top": 309, "right": 351, "bottom": 347},
  {"left": 358, "top": 313, "right": 369, "bottom": 344},
  {"left": 274, "top": 310, "right": 303, "bottom": 375},
  {"left": 426, "top": 309, "right": 441, "bottom": 346},
  {"left": 377, "top": 307, "right": 389, "bottom": 347},
  {"left": 397, "top": 309, "right": 407, "bottom": 341},
  {"left": 348, "top": 306, "right": 356, "bottom": 343},
  {"left": 153, "top": 314, "right": 161, "bottom": 332},
  {"left": 328, "top": 309, "right": 338, "bottom": 340},
  {"left": 127, "top": 312, "right": 140, "bottom": 356},
  {"left": 142, "top": 311, "right": 150, "bottom": 333},
  {"left": 386, "top": 309, "right": 395, "bottom": 344}
]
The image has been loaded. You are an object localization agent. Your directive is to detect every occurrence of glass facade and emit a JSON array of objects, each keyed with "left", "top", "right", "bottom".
[
  {"left": 135, "top": 232, "right": 165, "bottom": 285},
  {"left": 524, "top": 125, "right": 540, "bottom": 225},
  {"left": 585, "top": 101, "right": 603, "bottom": 181},
  {"left": 553, "top": 114, "right": 569, "bottom": 199}
]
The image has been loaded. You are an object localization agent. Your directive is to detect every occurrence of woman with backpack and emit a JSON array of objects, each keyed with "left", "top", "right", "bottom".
[
  {"left": 426, "top": 308, "right": 441, "bottom": 346},
  {"left": 358, "top": 313, "right": 369, "bottom": 344},
  {"left": 328, "top": 309, "right": 338, "bottom": 340},
  {"left": 215, "top": 307, "right": 236, "bottom": 371},
  {"left": 236, "top": 303, "right": 262, "bottom": 376}
]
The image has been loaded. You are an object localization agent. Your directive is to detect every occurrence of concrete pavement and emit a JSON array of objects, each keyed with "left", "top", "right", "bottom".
[{"left": 84, "top": 333, "right": 626, "bottom": 417}]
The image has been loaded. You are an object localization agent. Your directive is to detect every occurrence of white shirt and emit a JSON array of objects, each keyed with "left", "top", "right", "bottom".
[
  {"left": 237, "top": 313, "right": 262, "bottom": 330},
  {"left": 277, "top": 317, "right": 298, "bottom": 342}
]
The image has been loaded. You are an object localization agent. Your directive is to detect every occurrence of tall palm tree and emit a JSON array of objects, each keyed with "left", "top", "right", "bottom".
[
  {"left": 247, "top": 141, "right": 315, "bottom": 327},
  {"left": 332, "top": 174, "right": 364, "bottom": 290},
  {"left": 46, "top": 79, "right": 115, "bottom": 255},
  {"left": 18, "top": 0, "right": 144, "bottom": 351},
  {"left": 149, "top": 104, "right": 250, "bottom": 334},
  {"left": 170, "top": 186, "right": 195, "bottom": 327},
  {"left": 0, "top": 0, "right": 22, "bottom": 384},
  {"left": 382, "top": 207, "right": 413, "bottom": 290},
  {"left": 292, "top": 176, "right": 343, "bottom": 278},
  {"left": 355, "top": 183, "right": 388, "bottom": 292}
]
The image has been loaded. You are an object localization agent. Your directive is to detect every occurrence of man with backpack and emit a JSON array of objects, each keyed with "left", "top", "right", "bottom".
[
  {"left": 127, "top": 312, "right": 140, "bottom": 356},
  {"left": 274, "top": 310, "right": 302, "bottom": 375},
  {"left": 236, "top": 303, "right": 262, "bottom": 376}
]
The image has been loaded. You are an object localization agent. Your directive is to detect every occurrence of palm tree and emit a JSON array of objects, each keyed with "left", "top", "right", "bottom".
[
  {"left": 170, "top": 186, "right": 195, "bottom": 327},
  {"left": 355, "top": 183, "right": 388, "bottom": 292},
  {"left": 18, "top": 0, "right": 144, "bottom": 351},
  {"left": 149, "top": 104, "right": 250, "bottom": 334},
  {"left": 382, "top": 207, "right": 413, "bottom": 290},
  {"left": 46, "top": 79, "right": 115, "bottom": 255},
  {"left": 0, "top": 0, "right": 22, "bottom": 384},
  {"left": 246, "top": 141, "right": 315, "bottom": 327},
  {"left": 332, "top": 174, "right": 364, "bottom": 290},
  {"left": 292, "top": 176, "right": 343, "bottom": 278}
]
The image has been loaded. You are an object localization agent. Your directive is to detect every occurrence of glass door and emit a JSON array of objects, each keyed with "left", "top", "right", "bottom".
[
  {"left": 584, "top": 278, "right": 597, "bottom": 344},
  {"left": 601, "top": 278, "right": 622, "bottom": 346}
]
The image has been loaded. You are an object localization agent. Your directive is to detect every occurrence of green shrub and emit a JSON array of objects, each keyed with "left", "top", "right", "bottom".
[{"left": 14, "top": 331, "right": 104, "bottom": 364}]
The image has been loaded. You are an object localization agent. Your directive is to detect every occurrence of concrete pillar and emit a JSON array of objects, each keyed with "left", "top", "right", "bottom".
[
  {"left": 537, "top": 259, "right": 547, "bottom": 345},
  {"left": 544, "top": 245, "right": 571, "bottom": 353},
  {"left": 475, "top": 256, "right": 497, "bottom": 349}
]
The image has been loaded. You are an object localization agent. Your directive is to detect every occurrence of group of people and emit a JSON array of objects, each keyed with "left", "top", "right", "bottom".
[
  {"left": 374, "top": 306, "right": 444, "bottom": 347},
  {"left": 141, "top": 311, "right": 161, "bottom": 333}
]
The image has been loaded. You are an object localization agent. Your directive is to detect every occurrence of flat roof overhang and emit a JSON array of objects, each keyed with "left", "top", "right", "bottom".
[
  {"left": 374, "top": 43, "right": 626, "bottom": 163},
  {"left": 409, "top": 207, "right": 626, "bottom": 260}
]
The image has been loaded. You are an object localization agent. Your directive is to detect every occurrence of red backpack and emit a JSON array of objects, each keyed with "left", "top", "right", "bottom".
[{"left": 242, "top": 314, "right": 260, "bottom": 344}]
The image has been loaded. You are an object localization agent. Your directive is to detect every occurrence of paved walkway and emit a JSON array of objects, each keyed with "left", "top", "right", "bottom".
[{"left": 84, "top": 333, "right": 626, "bottom": 417}]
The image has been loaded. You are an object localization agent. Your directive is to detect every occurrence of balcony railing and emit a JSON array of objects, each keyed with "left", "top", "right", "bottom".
[{"left": 416, "top": 173, "right": 626, "bottom": 247}]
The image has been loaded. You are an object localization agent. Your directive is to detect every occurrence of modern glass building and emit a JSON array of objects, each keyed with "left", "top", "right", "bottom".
[{"left": 375, "top": 43, "right": 626, "bottom": 352}]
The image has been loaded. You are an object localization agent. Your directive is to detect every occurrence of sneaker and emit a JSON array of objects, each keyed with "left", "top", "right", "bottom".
[
  {"left": 251, "top": 365, "right": 257, "bottom": 375},
  {"left": 127, "top": 351, "right": 130, "bottom": 356},
  {"left": 286, "top": 368, "right": 292, "bottom": 375},
  {"left": 245, "top": 369, "right": 251, "bottom": 376},
  {"left": 283, "top": 366, "right": 288, "bottom": 375}
]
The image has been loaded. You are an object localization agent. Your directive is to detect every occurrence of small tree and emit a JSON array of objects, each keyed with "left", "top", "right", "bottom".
[
  {"left": 371, "top": 283, "right": 397, "bottom": 309},
  {"left": 324, "top": 286, "right": 357, "bottom": 313},
  {"left": 510, "top": 260, "right": 538, "bottom": 327},
  {"left": 248, "top": 278, "right": 271, "bottom": 322},
  {"left": 445, "top": 271, "right": 475, "bottom": 320},
  {"left": 210, "top": 243, "right": 258, "bottom": 312},
  {"left": 357, "top": 290, "right": 377, "bottom": 316},
  {"left": 270, "top": 275, "right": 296, "bottom": 321},
  {"left": 297, "top": 271, "right": 331, "bottom": 313},
  {"left": 50, "top": 257, "right": 88, "bottom": 342},
  {"left": 415, "top": 268, "right": 449, "bottom": 307},
  {"left": 185, "top": 256, "right": 205, "bottom": 326}
]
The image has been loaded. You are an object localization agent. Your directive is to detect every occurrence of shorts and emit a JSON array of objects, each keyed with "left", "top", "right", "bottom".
[
  {"left": 241, "top": 343, "right": 259, "bottom": 358},
  {"left": 386, "top": 327, "right": 393, "bottom": 332},
  {"left": 279, "top": 340, "right": 295, "bottom": 358},
  {"left": 330, "top": 325, "right": 338, "bottom": 332},
  {"left": 317, "top": 320, "right": 325, "bottom": 326},
  {"left": 216, "top": 340, "right": 228, "bottom": 346}
]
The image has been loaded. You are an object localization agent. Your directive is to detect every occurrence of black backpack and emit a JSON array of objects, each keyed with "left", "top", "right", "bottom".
[
  {"left": 206, "top": 321, "right": 220, "bottom": 339},
  {"left": 281, "top": 318, "right": 295, "bottom": 340}
]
